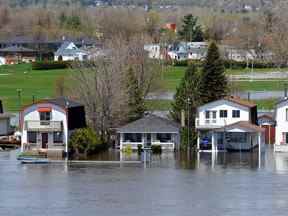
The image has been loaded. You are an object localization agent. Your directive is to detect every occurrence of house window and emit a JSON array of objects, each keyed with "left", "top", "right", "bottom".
[
  {"left": 220, "top": 110, "right": 227, "bottom": 118},
  {"left": 229, "top": 132, "right": 247, "bottom": 143},
  {"left": 156, "top": 133, "right": 172, "bottom": 143},
  {"left": 205, "top": 111, "right": 210, "bottom": 119},
  {"left": 212, "top": 111, "right": 217, "bottom": 119},
  {"left": 40, "top": 112, "right": 51, "bottom": 121},
  {"left": 123, "top": 133, "right": 142, "bottom": 143},
  {"left": 53, "top": 132, "right": 63, "bottom": 143},
  {"left": 232, "top": 110, "right": 240, "bottom": 118},
  {"left": 27, "top": 132, "right": 37, "bottom": 143}
]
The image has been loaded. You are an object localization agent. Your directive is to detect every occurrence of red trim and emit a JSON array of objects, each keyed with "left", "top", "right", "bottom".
[{"left": 37, "top": 107, "right": 52, "bottom": 112}]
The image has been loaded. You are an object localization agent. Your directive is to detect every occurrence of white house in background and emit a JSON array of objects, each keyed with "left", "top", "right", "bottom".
[
  {"left": 167, "top": 42, "right": 208, "bottom": 61},
  {"left": 0, "top": 56, "right": 5, "bottom": 65},
  {"left": 195, "top": 96, "right": 264, "bottom": 152},
  {"left": 144, "top": 44, "right": 162, "bottom": 59},
  {"left": 117, "top": 114, "right": 180, "bottom": 150},
  {"left": 222, "top": 46, "right": 256, "bottom": 62},
  {"left": 274, "top": 98, "right": 288, "bottom": 152},
  {"left": 54, "top": 41, "right": 89, "bottom": 61},
  {"left": 20, "top": 97, "right": 86, "bottom": 158}
]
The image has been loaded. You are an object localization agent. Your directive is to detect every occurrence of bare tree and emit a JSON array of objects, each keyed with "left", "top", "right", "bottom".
[{"left": 70, "top": 35, "right": 160, "bottom": 142}]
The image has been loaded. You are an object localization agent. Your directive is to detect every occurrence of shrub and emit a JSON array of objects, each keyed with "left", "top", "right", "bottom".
[
  {"left": 122, "top": 145, "right": 132, "bottom": 155},
  {"left": 69, "top": 128, "right": 106, "bottom": 158},
  {"left": 32, "top": 61, "right": 72, "bottom": 70},
  {"left": 137, "top": 144, "right": 143, "bottom": 155},
  {"left": 151, "top": 145, "right": 162, "bottom": 154}
]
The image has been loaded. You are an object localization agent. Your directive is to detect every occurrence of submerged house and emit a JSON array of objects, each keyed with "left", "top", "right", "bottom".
[
  {"left": 274, "top": 98, "right": 288, "bottom": 152},
  {"left": 195, "top": 96, "right": 264, "bottom": 152},
  {"left": 0, "top": 100, "right": 14, "bottom": 136},
  {"left": 20, "top": 97, "right": 86, "bottom": 157},
  {"left": 117, "top": 114, "right": 180, "bottom": 150}
]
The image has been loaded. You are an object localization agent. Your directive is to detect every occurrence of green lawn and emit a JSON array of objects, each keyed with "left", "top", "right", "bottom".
[
  {"left": 0, "top": 64, "right": 70, "bottom": 112},
  {"left": 145, "top": 100, "right": 172, "bottom": 111},
  {"left": 253, "top": 99, "right": 277, "bottom": 110},
  {"left": 233, "top": 80, "right": 288, "bottom": 91},
  {"left": 0, "top": 64, "right": 284, "bottom": 112}
]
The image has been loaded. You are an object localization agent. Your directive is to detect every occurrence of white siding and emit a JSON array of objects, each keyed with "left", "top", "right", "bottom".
[
  {"left": 275, "top": 101, "right": 288, "bottom": 146},
  {"left": 21, "top": 103, "right": 68, "bottom": 150},
  {"left": 197, "top": 99, "right": 250, "bottom": 128}
]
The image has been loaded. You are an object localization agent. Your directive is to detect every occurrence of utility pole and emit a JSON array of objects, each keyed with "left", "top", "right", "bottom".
[
  {"left": 187, "top": 98, "right": 191, "bottom": 151},
  {"left": 17, "top": 89, "right": 22, "bottom": 111}
]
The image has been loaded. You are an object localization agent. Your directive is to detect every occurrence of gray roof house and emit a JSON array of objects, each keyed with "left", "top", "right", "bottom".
[
  {"left": 117, "top": 114, "right": 180, "bottom": 150},
  {"left": 54, "top": 41, "right": 88, "bottom": 61}
]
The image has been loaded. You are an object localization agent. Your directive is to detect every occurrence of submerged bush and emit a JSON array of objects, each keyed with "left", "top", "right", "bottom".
[
  {"left": 151, "top": 145, "right": 162, "bottom": 154},
  {"left": 69, "top": 128, "right": 107, "bottom": 158}
]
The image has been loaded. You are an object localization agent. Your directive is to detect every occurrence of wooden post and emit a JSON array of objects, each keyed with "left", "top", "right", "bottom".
[{"left": 258, "top": 132, "right": 261, "bottom": 169}]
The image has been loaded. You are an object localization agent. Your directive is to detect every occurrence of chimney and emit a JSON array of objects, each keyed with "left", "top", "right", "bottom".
[{"left": 181, "top": 110, "right": 185, "bottom": 127}]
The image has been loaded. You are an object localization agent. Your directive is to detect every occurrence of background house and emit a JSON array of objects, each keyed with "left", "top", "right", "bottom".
[
  {"left": 20, "top": 97, "right": 86, "bottom": 157},
  {"left": 54, "top": 41, "right": 89, "bottom": 61},
  {"left": 0, "top": 46, "right": 38, "bottom": 64},
  {"left": 117, "top": 114, "right": 180, "bottom": 150}
]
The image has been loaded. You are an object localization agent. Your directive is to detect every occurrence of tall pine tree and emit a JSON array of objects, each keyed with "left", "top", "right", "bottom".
[
  {"left": 171, "top": 64, "right": 202, "bottom": 149},
  {"left": 200, "top": 42, "right": 228, "bottom": 104},
  {"left": 178, "top": 14, "right": 204, "bottom": 42},
  {"left": 126, "top": 67, "right": 146, "bottom": 122}
]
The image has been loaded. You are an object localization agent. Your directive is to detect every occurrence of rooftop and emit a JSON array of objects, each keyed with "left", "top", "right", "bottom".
[
  {"left": 215, "top": 121, "right": 265, "bottom": 133},
  {"left": 117, "top": 114, "right": 180, "bottom": 133}
]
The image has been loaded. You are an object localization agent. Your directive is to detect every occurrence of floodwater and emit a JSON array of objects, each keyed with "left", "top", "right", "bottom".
[{"left": 1, "top": 147, "right": 288, "bottom": 216}]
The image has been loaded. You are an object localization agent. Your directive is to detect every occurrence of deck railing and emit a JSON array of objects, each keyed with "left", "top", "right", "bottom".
[{"left": 25, "top": 121, "right": 63, "bottom": 132}]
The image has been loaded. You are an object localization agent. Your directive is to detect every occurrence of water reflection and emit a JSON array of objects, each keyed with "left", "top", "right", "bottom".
[{"left": 2, "top": 147, "right": 288, "bottom": 215}]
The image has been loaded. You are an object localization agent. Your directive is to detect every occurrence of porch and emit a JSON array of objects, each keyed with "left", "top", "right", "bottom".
[
  {"left": 119, "top": 133, "right": 177, "bottom": 150},
  {"left": 197, "top": 121, "right": 265, "bottom": 152}
]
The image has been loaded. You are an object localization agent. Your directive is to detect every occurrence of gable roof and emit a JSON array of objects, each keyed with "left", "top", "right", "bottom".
[
  {"left": 55, "top": 41, "right": 87, "bottom": 56},
  {"left": 117, "top": 114, "right": 180, "bottom": 133},
  {"left": 198, "top": 96, "right": 256, "bottom": 110},
  {"left": 215, "top": 121, "right": 265, "bottom": 133}
]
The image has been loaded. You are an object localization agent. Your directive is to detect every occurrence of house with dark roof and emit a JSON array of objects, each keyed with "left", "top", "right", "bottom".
[
  {"left": 20, "top": 97, "right": 86, "bottom": 157},
  {"left": 117, "top": 114, "right": 180, "bottom": 150},
  {"left": 54, "top": 41, "right": 88, "bottom": 61},
  {"left": 0, "top": 45, "right": 38, "bottom": 64},
  {"left": 195, "top": 96, "right": 265, "bottom": 152}
]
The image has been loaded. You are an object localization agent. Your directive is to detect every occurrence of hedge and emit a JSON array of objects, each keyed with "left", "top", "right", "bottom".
[
  {"left": 32, "top": 61, "right": 72, "bottom": 70},
  {"left": 170, "top": 59, "right": 281, "bottom": 69}
]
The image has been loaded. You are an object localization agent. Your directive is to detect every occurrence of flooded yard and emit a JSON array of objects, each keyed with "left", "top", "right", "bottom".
[{"left": 1, "top": 147, "right": 288, "bottom": 216}]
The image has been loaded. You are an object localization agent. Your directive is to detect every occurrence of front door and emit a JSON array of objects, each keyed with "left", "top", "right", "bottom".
[
  {"left": 146, "top": 134, "right": 152, "bottom": 148},
  {"left": 41, "top": 133, "right": 48, "bottom": 149}
]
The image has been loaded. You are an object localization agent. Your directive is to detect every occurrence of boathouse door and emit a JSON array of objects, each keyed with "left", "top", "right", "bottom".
[{"left": 42, "top": 133, "right": 48, "bottom": 149}]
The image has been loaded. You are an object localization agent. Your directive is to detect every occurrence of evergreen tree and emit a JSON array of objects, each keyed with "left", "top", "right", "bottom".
[
  {"left": 126, "top": 67, "right": 146, "bottom": 122},
  {"left": 178, "top": 14, "right": 204, "bottom": 42},
  {"left": 200, "top": 42, "right": 228, "bottom": 104},
  {"left": 171, "top": 64, "right": 202, "bottom": 149}
]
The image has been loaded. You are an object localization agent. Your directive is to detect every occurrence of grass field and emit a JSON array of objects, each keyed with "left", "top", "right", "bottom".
[
  {"left": 0, "top": 64, "right": 70, "bottom": 111},
  {"left": 0, "top": 64, "right": 284, "bottom": 112}
]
